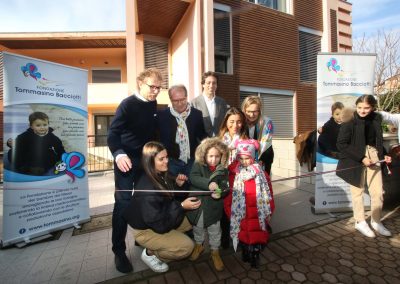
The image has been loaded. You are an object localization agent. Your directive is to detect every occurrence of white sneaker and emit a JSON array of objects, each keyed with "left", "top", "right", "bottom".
[
  {"left": 141, "top": 249, "right": 169, "bottom": 273},
  {"left": 355, "top": 221, "right": 376, "bottom": 238},
  {"left": 371, "top": 220, "right": 392, "bottom": 237}
]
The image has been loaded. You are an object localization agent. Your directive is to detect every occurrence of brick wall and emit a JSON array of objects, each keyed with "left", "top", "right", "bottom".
[
  {"left": 214, "top": 1, "right": 320, "bottom": 183},
  {"left": 296, "top": 83, "right": 317, "bottom": 134}
]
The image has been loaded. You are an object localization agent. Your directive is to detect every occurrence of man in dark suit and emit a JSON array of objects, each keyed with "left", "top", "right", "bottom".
[
  {"left": 107, "top": 68, "right": 162, "bottom": 273},
  {"left": 191, "top": 71, "right": 228, "bottom": 137},
  {"left": 158, "top": 84, "right": 207, "bottom": 177}
]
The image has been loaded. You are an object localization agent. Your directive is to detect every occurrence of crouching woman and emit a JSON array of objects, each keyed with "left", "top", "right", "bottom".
[{"left": 123, "top": 141, "right": 201, "bottom": 273}]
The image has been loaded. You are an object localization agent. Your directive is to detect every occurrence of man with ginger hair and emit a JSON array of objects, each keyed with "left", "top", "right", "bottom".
[{"left": 108, "top": 68, "right": 163, "bottom": 273}]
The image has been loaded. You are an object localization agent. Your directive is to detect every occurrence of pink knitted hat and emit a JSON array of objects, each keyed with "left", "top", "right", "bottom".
[{"left": 235, "top": 139, "right": 259, "bottom": 160}]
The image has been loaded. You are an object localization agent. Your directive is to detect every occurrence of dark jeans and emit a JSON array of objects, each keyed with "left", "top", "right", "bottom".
[
  {"left": 260, "top": 146, "right": 274, "bottom": 176},
  {"left": 220, "top": 211, "right": 231, "bottom": 249},
  {"left": 112, "top": 160, "right": 142, "bottom": 255}
]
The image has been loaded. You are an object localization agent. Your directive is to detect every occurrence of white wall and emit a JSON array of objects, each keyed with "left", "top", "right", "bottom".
[{"left": 271, "top": 138, "right": 315, "bottom": 188}]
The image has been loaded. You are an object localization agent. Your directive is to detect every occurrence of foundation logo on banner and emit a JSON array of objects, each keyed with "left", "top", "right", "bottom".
[
  {"left": 20, "top": 62, "right": 67, "bottom": 87},
  {"left": 326, "top": 58, "right": 344, "bottom": 76},
  {"left": 55, "top": 151, "right": 86, "bottom": 182},
  {"left": 21, "top": 63, "right": 42, "bottom": 80}
]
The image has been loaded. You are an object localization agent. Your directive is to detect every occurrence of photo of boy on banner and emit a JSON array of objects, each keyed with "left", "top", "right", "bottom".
[
  {"left": 317, "top": 102, "right": 344, "bottom": 159},
  {"left": 4, "top": 105, "right": 86, "bottom": 181},
  {"left": 7, "top": 111, "right": 66, "bottom": 176}
]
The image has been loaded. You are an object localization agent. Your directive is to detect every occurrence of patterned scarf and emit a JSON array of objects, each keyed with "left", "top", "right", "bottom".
[
  {"left": 257, "top": 116, "right": 273, "bottom": 157},
  {"left": 222, "top": 132, "right": 240, "bottom": 165},
  {"left": 170, "top": 104, "right": 191, "bottom": 163},
  {"left": 230, "top": 163, "right": 273, "bottom": 251}
]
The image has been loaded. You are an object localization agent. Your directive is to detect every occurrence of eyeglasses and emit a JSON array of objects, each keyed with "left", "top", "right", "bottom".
[
  {"left": 246, "top": 110, "right": 260, "bottom": 115},
  {"left": 170, "top": 98, "right": 187, "bottom": 104},
  {"left": 145, "top": 83, "right": 162, "bottom": 92}
]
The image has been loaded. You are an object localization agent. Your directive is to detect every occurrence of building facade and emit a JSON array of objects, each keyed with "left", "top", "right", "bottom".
[{"left": 0, "top": 0, "right": 352, "bottom": 184}]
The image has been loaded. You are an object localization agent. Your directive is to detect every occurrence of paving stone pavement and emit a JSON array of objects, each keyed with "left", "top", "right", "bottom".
[{"left": 102, "top": 207, "right": 400, "bottom": 284}]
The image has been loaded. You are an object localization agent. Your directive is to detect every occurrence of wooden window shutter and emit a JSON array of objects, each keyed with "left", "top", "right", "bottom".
[
  {"left": 144, "top": 41, "right": 169, "bottom": 89},
  {"left": 240, "top": 91, "right": 294, "bottom": 138},
  {"left": 0, "top": 53, "right": 5, "bottom": 147},
  {"left": 214, "top": 8, "right": 231, "bottom": 73},
  {"left": 330, "top": 9, "right": 338, "bottom": 52},
  {"left": 299, "top": 31, "right": 321, "bottom": 82},
  {"left": 0, "top": 52, "right": 3, "bottom": 101}
]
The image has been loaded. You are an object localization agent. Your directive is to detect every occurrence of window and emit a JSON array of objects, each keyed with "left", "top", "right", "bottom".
[
  {"left": 144, "top": 40, "right": 169, "bottom": 89},
  {"left": 255, "top": 0, "right": 277, "bottom": 10},
  {"left": 240, "top": 88, "right": 294, "bottom": 138},
  {"left": 92, "top": 69, "right": 121, "bottom": 83},
  {"left": 247, "top": 0, "right": 290, "bottom": 13},
  {"left": 214, "top": 4, "right": 232, "bottom": 74},
  {"left": 299, "top": 30, "right": 321, "bottom": 82},
  {"left": 94, "top": 115, "right": 114, "bottom": 146}
]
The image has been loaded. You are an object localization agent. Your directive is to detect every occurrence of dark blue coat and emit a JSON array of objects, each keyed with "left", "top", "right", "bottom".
[
  {"left": 318, "top": 117, "right": 341, "bottom": 157},
  {"left": 157, "top": 107, "right": 207, "bottom": 160},
  {"left": 107, "top": 95, "right": 157, "bottom": 160},
  {"left": 11, "top": 127, "right": 65, "bottom": 175}
]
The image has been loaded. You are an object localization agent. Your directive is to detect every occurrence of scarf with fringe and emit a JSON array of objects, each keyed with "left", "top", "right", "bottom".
[{"left": 230, "top": 163, "right": 273, "bottom": 251}]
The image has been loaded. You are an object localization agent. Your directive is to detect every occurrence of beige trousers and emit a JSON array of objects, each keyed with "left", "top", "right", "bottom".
[
  {"left": 133, "top": 217, "right": 194, "bottom": 262},
  {"left": 350, "top": 146, "right": 384, "bottom": 222}
]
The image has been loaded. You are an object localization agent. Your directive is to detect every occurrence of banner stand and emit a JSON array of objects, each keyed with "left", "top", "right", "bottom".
[
  {"left": 14, "top": 234, "right": 53, "bottom": 248},
  {"left": 314, "top": 52, "right": 376, "bottom": 214},
  {"left": 1, "top": 52, "right": 90, "bottom": 247}
]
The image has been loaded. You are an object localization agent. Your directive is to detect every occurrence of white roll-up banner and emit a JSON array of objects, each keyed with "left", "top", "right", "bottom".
[
  {"left": 315, "top": 53, "right": 376, "bottom": 213},
  {"left": 1, "top": 52, "right": 90, "bottom": 246}
]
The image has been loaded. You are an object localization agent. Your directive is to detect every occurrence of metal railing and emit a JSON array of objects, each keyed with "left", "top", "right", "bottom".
[{"left": 87, "top": 135, "right": 114, "bottom": 173}]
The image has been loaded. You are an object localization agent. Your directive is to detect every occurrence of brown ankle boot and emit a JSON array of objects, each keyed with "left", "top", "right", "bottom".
[
  {"left": 211, "top": 250, "right": 224, "bottom": 271},
  {"left": 190, "top": 244, "right": 204, "bottom": 261}
]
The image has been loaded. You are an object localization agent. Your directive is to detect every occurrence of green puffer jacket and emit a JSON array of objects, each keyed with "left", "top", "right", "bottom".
[{"left": 186, "top": 163, "right": 229, "bottom": 227}]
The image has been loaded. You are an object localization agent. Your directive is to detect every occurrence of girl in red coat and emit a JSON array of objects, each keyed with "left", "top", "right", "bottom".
[{"left": 225, "top": 139, "right": 274, "bottom": 268}]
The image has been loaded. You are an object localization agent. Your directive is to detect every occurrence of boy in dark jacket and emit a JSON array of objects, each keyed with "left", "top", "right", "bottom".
[
  {"left": 318, "top": 102, "right": 344, "bottom": 159},
  {"left": 9, "top": 111, "right": 65, "bottom": 175}
]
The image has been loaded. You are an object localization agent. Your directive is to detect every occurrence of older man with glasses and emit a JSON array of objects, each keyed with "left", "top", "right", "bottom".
[
  {"left": 107, "top": 68, "right": 163, "bottom": 273},
  {"left": 157, "top": 84, "right": 207, "bottom": 178}
]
